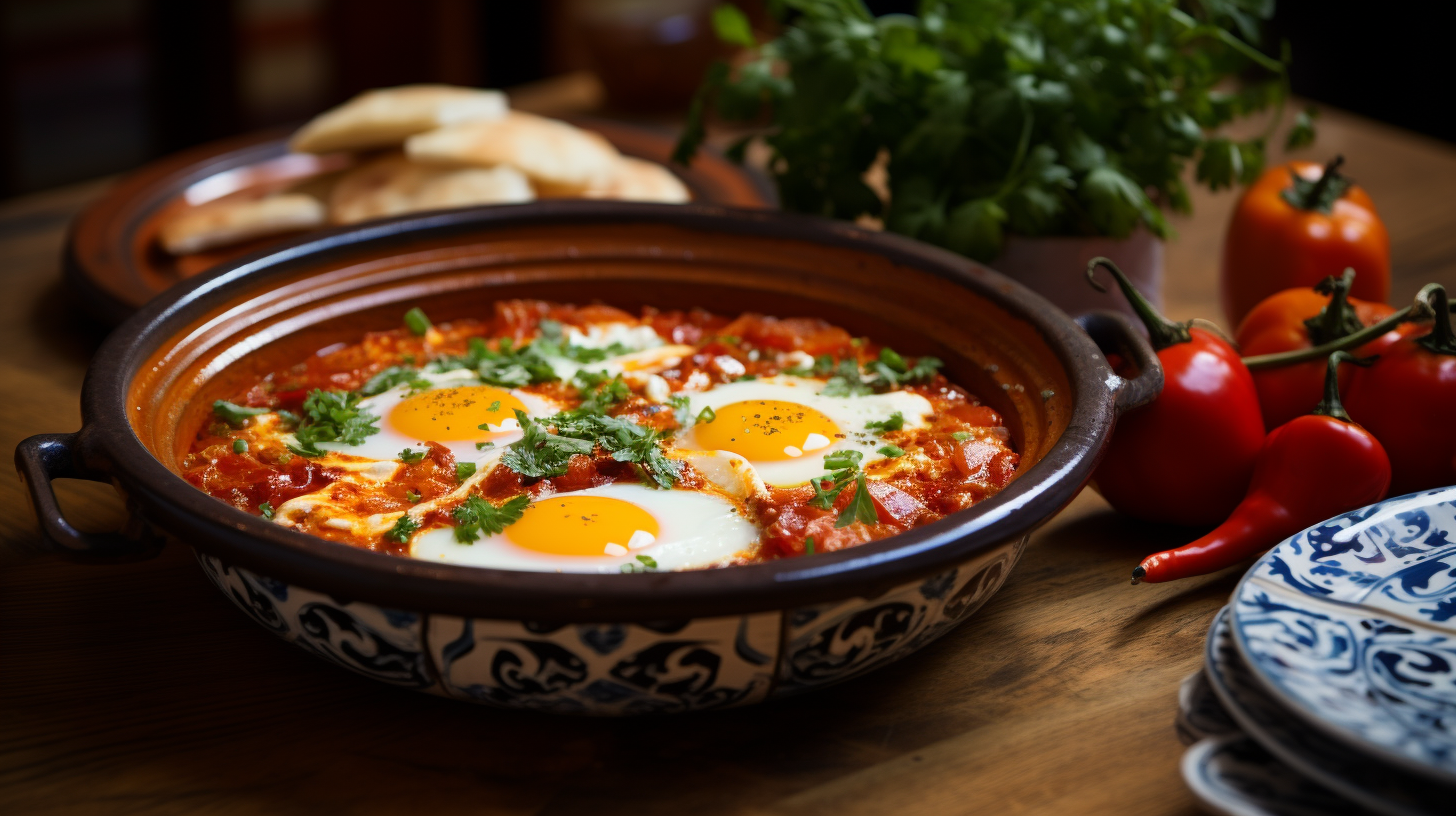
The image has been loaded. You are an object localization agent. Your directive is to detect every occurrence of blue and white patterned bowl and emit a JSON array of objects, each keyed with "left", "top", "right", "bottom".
[{"left": 1230, "top": 487, "right": 1456, "bottom": 785}]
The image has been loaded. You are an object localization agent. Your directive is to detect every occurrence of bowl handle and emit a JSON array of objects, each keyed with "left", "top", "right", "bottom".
[
  {"left": 1075, "top": 310, "right": 1164, "bottom": 414},
  {"left": 13, "top": 432, "right": 163, "bottom": 562}
]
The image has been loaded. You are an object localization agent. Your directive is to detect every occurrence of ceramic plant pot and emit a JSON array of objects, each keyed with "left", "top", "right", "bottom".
[
  {"left": 991, "top": 229, "right": 1164, "bottom": 321},
  {"left": 17, "top": 202, "right": 1161, "bottom": 715}
]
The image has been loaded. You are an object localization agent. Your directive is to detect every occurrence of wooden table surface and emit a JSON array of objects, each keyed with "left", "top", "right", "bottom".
[{"left": 4, "top": 99, "right": 1456, "bottom": 815}]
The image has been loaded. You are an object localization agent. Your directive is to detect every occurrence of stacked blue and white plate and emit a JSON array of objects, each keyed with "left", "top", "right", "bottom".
[{"left": 1178, "top": 486, "right": 1456, "bottom": 816}]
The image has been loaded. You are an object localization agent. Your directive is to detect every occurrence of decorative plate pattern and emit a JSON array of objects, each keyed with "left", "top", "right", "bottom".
[
  {"left": 1230, "top": 487, "right": 1456, "bottom": 785},
  {"left": 1176, "top": 668, "right": 1238, "bottom": 746},
  {"left": 1207, "top": 608, "right": 1449, "bottom": 816},
  {"left": 1181, "top": 734, "right": 1368, "bottom": 816}
]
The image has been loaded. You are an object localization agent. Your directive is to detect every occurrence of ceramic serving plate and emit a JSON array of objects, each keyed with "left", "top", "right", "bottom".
[
  {"left": 1231, "top": 487, "right": 1456, "bottom": 783},
  {"left": 19, "top": 202, "right": 1159, "bottom": 714},
  {"left": 1207, "top": 608, "right": 1448, "bottom": 816},
  {"left": 64, "top": 118, "right": 776, "bottom": 325}
]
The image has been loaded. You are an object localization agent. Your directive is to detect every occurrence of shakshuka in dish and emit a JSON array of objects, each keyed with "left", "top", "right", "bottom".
[{"left": 183, "top": 302, "right": 1019, "bottom": 572}]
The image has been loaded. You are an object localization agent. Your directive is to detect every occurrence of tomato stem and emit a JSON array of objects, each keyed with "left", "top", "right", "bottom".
[
  {"left": 1243, "top": 299, "right": 1424, "bottom": 370},
  {"left": 1304, "top": 268, "right": 1364, "bottom": 346},
  {"left": 1281, "top": 154, "right": 1352, "bottom": 215},
  {"left": 1085, "top": 257, "right": 1191, "bottom": 350},
  {"left": 1311, "top": 350, "right": 1372, "bottom": 422},
  {"left": 1417, "top": 284, "right": 1456, "bottom": 356}
]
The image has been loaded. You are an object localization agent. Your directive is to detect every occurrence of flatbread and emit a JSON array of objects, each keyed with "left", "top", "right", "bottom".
[
  {"left": 290, "top": 85, "right": 508, "bottom": 154},
  {"left": 585, "top": 156, "right": 691, "bottom": 203},
  {"left": 159, "top": 194, "right": 326, "bottom": 255},
  {"left": 405, "top": 111, "right": 620, "bottom": 189},
  {"left": 328, "top": 154, "right": 534, "bottom": 224}
]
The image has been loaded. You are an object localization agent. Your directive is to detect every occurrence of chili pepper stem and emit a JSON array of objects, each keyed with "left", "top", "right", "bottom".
[
  {"left": 1416, "top": 284, "right": 1456, "bottom": 356},
  {"left": 1085, "top": 257, "right": 1192, "bottom": 350},
  {"left": 1311, "top": 351, "right": 1373, "bottom": 423}
]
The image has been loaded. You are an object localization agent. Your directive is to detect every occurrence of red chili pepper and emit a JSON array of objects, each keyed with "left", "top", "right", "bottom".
[
  {"left": 1086, "top": 258, "right": 1266, "bottom": 526},
  {"left": 1343, "top": 284, "right": 1456, "bottom": 495},
  {"left": 1133, "top": 351, "right": 1391, "bottom": 583}
]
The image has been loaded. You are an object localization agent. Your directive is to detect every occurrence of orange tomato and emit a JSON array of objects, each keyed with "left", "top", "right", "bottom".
[
  {"left": 1221, "top": 158, "right": 1389, "bottom": 327},
  {"left": 1236, "top": 279, "right": 1397, "bottom": 430}
]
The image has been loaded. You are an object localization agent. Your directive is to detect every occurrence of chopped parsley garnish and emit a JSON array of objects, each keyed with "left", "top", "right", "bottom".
[
  {"left": 866, "top": 411, "right": 905, "bottom": 433},
  {"left": 259, "top": 501, "right": 274, "bottom": 520},
  {"left": 232, "top": 438, "right": 248, "bottom": 453},
  {"left": 403, "top": 307, "right": 432, "bottom": 336},
  {"left": 821, "top": 348, "right": 942, "bottom": 397},
  {"left": 668, "top": 394, "right": 694, "bottom": 427},
  {"left": 288, "top": 389, "right": 380, "bottom": 457},
  {"left": 696, "top": 405, "right": 717, "bottom": 425},
  {"left": 213, "top": 400, "right": 268, "bottom": 426},
  {"left": 456, "top": 462, "right": 477, "bottom": 482},
  {"left": 399, "top": 447, "right": 426, "bottom": 464},
  {"left": 361, "top": 366, "right": 421, "bottom": 396},
  {"left": 405, "top": 491, "right": 421, "bottom": 503},
  {"left": 572, "top": 371, "right": 631, "bottom": 413},
  {"left": 501, "top": 410, "right": 595, "bottom": 478},
  {"left": 452, "top": 494, "right": 530, "bottom": 543},
  {"left": 878, "top": 444, "right": 905, "bottom": 458},
  {"left": 805, "top": 536, "right": 815, "bottom": 555},
  {"left": 472, "top": 337, "right": 558, "bottom": 387},
  {"left": 620, "top": 554, "right": 659, "bottom": 573},
  {"left": 475, "top": 441, "right": 494, "bottom": 450},
  {"left": 808, "top": 450, "right": 879, "bottom": 528},
  {"left": 951, "top": 431, "right": 974, "bottom": 442},
  {"left": 488, "top": 400, "right": 501, "bottom": 412},
  {"left": 385, "top": 514, "right": 420, "bottom": 544}
]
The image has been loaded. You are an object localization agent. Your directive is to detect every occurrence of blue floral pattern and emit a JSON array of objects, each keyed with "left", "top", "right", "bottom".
[
  {"left": 1230, "top": 487, "right": 1456, "bottom": 784},
  {"left": 1207, "top": 607, "right": 1448, "bottom": 816}
]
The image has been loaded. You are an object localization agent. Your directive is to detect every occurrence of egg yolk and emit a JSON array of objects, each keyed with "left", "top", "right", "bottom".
[
  {"left": 387, "top": 385, "right": 528, "bottom": 441},
  {"left": 505, "top": 496, "right": 661, "bottom": 557},
  {"left": 693, "top": 399, "right": 840, "bottom": 461}
]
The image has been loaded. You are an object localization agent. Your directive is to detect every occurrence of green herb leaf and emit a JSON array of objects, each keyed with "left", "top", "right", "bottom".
[
  {"left": 475, "top": 441, "right": 494, "bottom": 450},
  {"left": 712, "top": 3, "right": 755, "bottom": 48},
  {"left": 361, "top": 366, "right": 421, "bottom": 396},
  {"left": 952, "top": 431, "right": 974, "bottom": 441},
  {"left": 399, "top": 448, "right": 426, "bottom": 464},
  {"left": 805, "top": 536, "right": 815, "bottom": 555},
  {"left": 866, "top": 411, "right": 905, "bottom": 433},
  {"left": 259, "top": 501, "right": 274, "bottom": 520},
  {"left": 696, "top": 405, "right": 717, "bottom": 425},
  {"left": 878, "top": 444, "right": 905, "bottom": 458},
  {"left": 1286, "top": 106, "right": 1319, "bottom": 151},
  {"left": 835, "top": 473, "right": 879, "bottom": 529},
  {"left": 290, "top": 389, "right": 380, "bottom": 456},
  {"left": 456, "top": 462, "right": 477, "bottom": 482},
  {"left": 501, "top": 410, "right": 595, "bottom": 478},
  {"left": 386, "top": 514, "right": 420, "bottom": 544},
  {"left": 406, "top": 491, "right": 421, "bottom": 503},
  {"left": 403, "top": 307, "right": 432, "bottom": 336},
  {"left": 452, "top": 494, "right": 530, "bottom": 543},
  {"left": 213, "top": 400, "right": 268, "bottom": 426}
]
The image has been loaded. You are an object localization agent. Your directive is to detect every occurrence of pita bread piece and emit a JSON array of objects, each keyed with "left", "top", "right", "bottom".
[
  {"left": 329, "top": 154, "right": 534, "bottom": 224},
  {"left": 405, "top": 111, "right": 620, "bottom": 189},
  {"left": 586, "top": 157, "right": 691, "bottom": 203},
  {"left": 290, "top": 85, "right": 508, "bottom": 154},
  {"left": 159, "top": 194, "right": 326, "bottom": 255}
]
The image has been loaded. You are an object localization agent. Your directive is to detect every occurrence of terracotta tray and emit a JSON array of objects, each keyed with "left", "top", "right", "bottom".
[{"left": 63, "top": 117, "right": 776, "bottom": 324}]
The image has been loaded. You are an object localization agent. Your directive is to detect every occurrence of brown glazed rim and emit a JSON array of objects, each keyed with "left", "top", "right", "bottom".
[{"left": 70, "top": 202, "right": 1145, "bottom": 622}]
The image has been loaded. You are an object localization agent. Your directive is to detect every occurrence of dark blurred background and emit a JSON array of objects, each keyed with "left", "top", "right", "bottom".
[{"left": 0, "top": 0, "right": 1449, "bottom": 199}]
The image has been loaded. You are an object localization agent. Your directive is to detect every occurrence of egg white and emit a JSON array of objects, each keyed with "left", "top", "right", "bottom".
[
  {"left": 411, "top": 482, "right": 757, "bottom": 572},
  {"left": 300, "top": 368, "right": 560, "bottom": 462},
  {"left": 674, "top": 376, "right": 934, "bottom": 486}
]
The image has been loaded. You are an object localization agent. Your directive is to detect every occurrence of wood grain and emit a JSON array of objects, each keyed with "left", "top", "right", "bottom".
[{"left": 3, "top": 101, "right": 1456, "bottom": 815}]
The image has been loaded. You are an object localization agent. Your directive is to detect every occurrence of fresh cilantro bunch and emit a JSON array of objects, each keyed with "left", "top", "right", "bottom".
[
  {"left": 677, "top": 0, "right": 1314, "bottom": 262},
  {"left": 289, "top": 389, "right": 380, "bottom": 456},
  {"left": 816, "top": 347, "right": 942, "bottom": 397}
]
